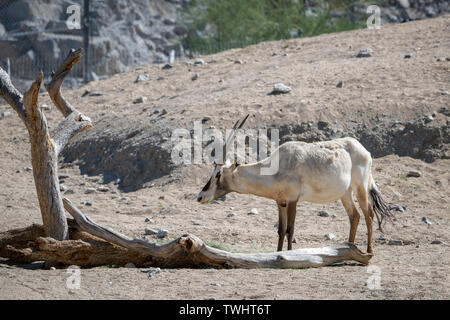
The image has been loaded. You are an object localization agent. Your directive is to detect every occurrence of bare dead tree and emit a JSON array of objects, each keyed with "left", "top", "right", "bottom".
[
  {"left": 0, "top": 48, "right": 371, "bottom": 269},
  {"left": 0, "top": 48, "right": 92, "bottom": 240}
]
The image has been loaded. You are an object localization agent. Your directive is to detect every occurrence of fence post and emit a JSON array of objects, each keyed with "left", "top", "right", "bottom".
[{"left": 83, "top": 0, "right": 90, "bottom": 83}]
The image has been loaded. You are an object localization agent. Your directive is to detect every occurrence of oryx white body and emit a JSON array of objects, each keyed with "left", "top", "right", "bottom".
[{"left": 198, "top": 119, "right": 393, "bottom": 256}]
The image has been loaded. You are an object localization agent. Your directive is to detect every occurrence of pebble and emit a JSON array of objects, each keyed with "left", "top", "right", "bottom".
[
  {"left": 272, "top": 83, "right": 291, "bottom": 94},
  {"left": 388, "top": 240, "right": 403, "bottom": 246},
  {"left": 227, "top": 213, "right": 236, "bottom": 218},
  {"left": 406, "top": 170, "right": 421, "bottom": 177},
  {"left": 317, "top": 210, "right": 329, "bottom": 217},
  {"left": 85, "top": 202, "right": 92, "bottom": 206},
  {"left": 234, "top": 60, "right": 243, "bottom": 64},
  {"left": 292, "top": 237, "right": 297, "bottom": 243},
  {"left": 144, "top": 228, "right": 158, "bottom": 235},
  {"left": 0, "top": 111, "right": 11, "bottom": 119},
  {"left": 41, "top": 104, "right": 51, "bottom": 111},
  {"left": 192, "top": 73, "right": 199, "bottom": 81},
  {"left": 331, "top": 213, "right": 337, "bottom": 218},
  {"left": 336, "top": 81, "right": 343, "bottom": 88},
  {"left": 141, "top": 267, "right": 161, "bottom": 278},
  {"left": 133, "top": 96, "right": 147, "bottom": 104},
  {"left": 441, "top": 90, "right": 449, "bottom": 95},
  {"left": 248, "top": 208, "right": 258, "bottom": 215},
  {"left": 424, "top": 115, "right": 434, "bottom": 123},
  {"left": 395, "top": 206, "right": 406, "bottom": 213},
  {"left": 421, "top": 216, "right": 432, "bottom": 225},
  {"left": 431, "top": 240, "right": 442, "bottom": 245},
  {"left": 325, "top": 233, "right": 335, "bottom": 240},
  {"left": 145, "top": 218, "right": 153, "bottom": 223},
  {"left": 194, "top": 58, "right": 205, "bottom": 65},
  {"left": 25, "top": 167, "right": 32, "bottom": 172},
  {"left": 58, "top": 174, "right": 70, "bottom": 180},
  {"left": 59, "top": 184, "right": 68, "bottom": 192},
  {"left": 85, "top": 187, "right": 96, "bottom": 194},
  {"left": 50, "top": 267, "right": 56, "bottom": 270},
  {"left": 157, "top": 229, "right": 168, "bottom": 238},
  {"left": 162, "top": 63, "right": 172, "bottom": 70},
  {"left": 135, "top": 74, "right": 149, "bottom": 82},
  {"left": 64, "top": 189, "right": 75, "bottom": 195},
  {"left": 404, "top": 53, "right": 413, "bottom": 59},
  {"left": 124, "top": 262, "right": 136, "bottom": 268},
  {"left": 121, "top": 197, "right": 131, "bottom": 201},
  {"left": 97, "top": 186, "right": 109, "bottom": 192},
  {"left": 89, "top": 91, "right": 103, "bottom": 97},
  {"left": 356, "top": 48, "right": 373, "bottom": 58},
  {"left": 211, "top": 283, "right": 222, "bottom": 287}
]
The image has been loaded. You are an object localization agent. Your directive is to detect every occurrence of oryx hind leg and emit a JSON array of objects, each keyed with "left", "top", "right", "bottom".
[
  {"left": 355, "top": 185, "right": 375, "bottom": 255},
  {"left": 340, "top": 188, "right": 361, "bottom": 244}
]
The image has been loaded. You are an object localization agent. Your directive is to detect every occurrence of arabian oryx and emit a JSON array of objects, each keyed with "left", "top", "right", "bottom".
[{"left": 197, "top": 116, "right": 395, "bottom": 257}]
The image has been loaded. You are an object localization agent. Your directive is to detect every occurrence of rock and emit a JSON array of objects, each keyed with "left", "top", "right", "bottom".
[
  {"left": 85, "top": 187, "right": 96, "bottom": 194},
  {"left": 141, "top": 267, "right": 161, "bottom": 278},
  {"left": 145, "top": 217, "right": 153, "bottom": 223},
  {"left": 124, "top": 262, "right": 136, "bottom": 268},
  {"left": 421, "top": 216, "right": 432, "bottom": 225},
  {"left": 192, "top": 73, "right": 199, "bottom": 81},
  {"left": 0, "top": 111, "right": 12, "bottom": 119},
  {"left": 234, "top": 60, "right": 243, "bottom": 64},
  {"left": 292, "top": 237, "right": 297, "bottom": 243},
  {"left": 64, "top": 189, "right": 75, "bottom": 195},
  {"left": 336, "top": 81, "right": 343, "bottom": 88},
  {"left": 121, "top": 197, "right": 131, "bottom": 201},
  {"left": 162, "top": 63, "right": 172, "bottom": 70},
  {"left": 194, "top": 58, "right": 205, "bottom": 65},
  {"left": 404, "top": 53, "right": 413, "bottom": 59},
  {"left": 144, "top": 227, "right": 157, "bottom": 235},
  {"left": 272, "top": 83, "right": 291, "bottom": 94},
  {"left": 25, "top": 167, "right": 32, "bottom": 172},
  {"left": 41, "top": 104, "right": 51, "bottom": 111},
  {"left": 85, "top": 202, "right": 93, "bottom": 206},
  {"left": 431, "top": 240, "right": 442, "bottom": 244},
  {"left": 331, "top": 213, "right": 337, "bottom": 218},
  {"left": 211, "top": 283, "right": 222, "bottom": 287},
  {"left": 325, "top": 233, "right": 335, "bottom": 240},
  {"left": 388, "top": 239, "right": 403, "bottom": 245},
  {"left": 89, "top": 91, "right": 103, "bottom": 97},
  {"left": 58, "top": 174, "right": 70, "bottom": 180},
  {"left": 248, "top": 208, "right": 258, "bottom": 215},
  {"left": 395, "top": 206, "right": 406, "bottom": 213},
  {"left": 406, "top": 170, "right": 421, "bottom": 177},
  {"left": 135, "top": 74, "right": 149, "bottom": 82},
  {"left": 441, "top": 90, "right": 449, "bottom": 95},
  {"left": 50, "top": 267, "right": 56, "bottom": 270},
  {"left": 157, "top": 229, "right": 168, "bottom": 238},
  {"left": 133, "top": 96, "right": 147, "bottom": 104},
  {"left": 97, "top": 186, "right": 110, "bottom": 192},
  {"left": 202, "top": 115, "right": 212, "bottom": 123},
  {"left": 227, "top": 213, "right": 236, "bottom": 218},
  {"left": 424, "top": 115, "right": 434, "bottom": 123},
  {"left": 317, "top": 210, "right": 329, "bottom": 217},
  {"left": 59, "top": 184, "right": 68, "bottom": 192},
  {"left": 356, "top": 48, "right": 373, "bottom": 58}
]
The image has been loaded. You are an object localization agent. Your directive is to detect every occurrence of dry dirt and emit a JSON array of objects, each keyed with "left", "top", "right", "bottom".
[{"left": 0, "top": 15, "right": 449, "bottom": 300}]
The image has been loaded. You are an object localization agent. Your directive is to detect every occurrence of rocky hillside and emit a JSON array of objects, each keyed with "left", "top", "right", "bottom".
[{"left": 0, "top": 0, "right": 449, "bottom": 84}]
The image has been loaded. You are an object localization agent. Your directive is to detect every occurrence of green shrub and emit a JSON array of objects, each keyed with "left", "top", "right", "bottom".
[{"left": 182, "top": 0, "right": 373, "bottom": 55}]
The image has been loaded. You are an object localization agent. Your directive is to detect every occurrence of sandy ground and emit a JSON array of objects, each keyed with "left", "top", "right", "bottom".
[{"left": 0, "top": 15, "right": 449, "bottom": 299}]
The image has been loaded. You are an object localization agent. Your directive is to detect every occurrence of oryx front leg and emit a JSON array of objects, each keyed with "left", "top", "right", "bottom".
[
  {"left": 276, "top": 202, "right": 288, "bottom": 251},
  {"left": 286, "top": 201, "right": 298, "bottom": 250}
]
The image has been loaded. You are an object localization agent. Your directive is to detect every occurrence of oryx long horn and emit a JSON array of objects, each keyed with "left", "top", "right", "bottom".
[{"left": 223, "top": 114, "right": 250, "bottom": 161}]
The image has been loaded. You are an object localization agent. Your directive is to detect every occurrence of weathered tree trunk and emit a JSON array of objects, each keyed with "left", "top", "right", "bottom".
[{"left": 0, "top": 49, "right": 91, "bottom": 240}]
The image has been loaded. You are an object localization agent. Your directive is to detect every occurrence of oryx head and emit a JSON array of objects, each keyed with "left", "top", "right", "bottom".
[{"left": 197, "top": 115, "right": 249, "bottom": 204}]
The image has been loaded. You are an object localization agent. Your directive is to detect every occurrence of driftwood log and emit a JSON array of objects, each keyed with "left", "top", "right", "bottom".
[{"left": 0, "top": 48, "right": 372, "bottom": 269}]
